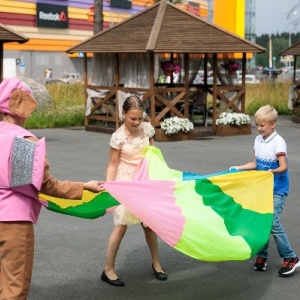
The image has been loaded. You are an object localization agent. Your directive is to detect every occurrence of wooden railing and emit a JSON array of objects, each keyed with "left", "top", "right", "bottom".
[{"left": 85, "top": 83, "right": 245, "bottom": 131}]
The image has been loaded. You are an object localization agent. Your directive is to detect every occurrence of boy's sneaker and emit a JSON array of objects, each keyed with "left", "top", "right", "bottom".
[
  {"left": 278, "top": 257, "right": 300, "bottom": 277},
  {"left": 254, "top": 257, "right": 267, "bottom": 271}
]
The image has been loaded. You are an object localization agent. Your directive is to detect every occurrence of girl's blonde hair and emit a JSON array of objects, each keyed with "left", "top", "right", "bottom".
[{"left": 254, "top": 105, "right": 278, "bottom": 123}]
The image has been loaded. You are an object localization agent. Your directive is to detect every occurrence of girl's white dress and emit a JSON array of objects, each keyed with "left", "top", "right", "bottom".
[{"left": 110, "top": 121, "right": 155, "bottom": 225}]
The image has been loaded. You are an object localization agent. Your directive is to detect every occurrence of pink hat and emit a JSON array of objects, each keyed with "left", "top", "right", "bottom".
[{"left": 0, "top": 78, "right": 37, "bottom": 118}]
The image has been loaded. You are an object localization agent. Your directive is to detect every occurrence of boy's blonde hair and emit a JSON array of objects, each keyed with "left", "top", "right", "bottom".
[{"left": 254, "top": 105, "right": 278, "bottom": 123}]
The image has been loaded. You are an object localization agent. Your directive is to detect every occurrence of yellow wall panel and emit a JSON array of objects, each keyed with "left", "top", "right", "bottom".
[
  {"left": 199, "top": 0, "right": 208, "bottom": 8},
  {"left": 0, "top": 2, "right": 92, "bottom": 21},
  {"left": 6, "top": 25, "right": 92, "bottom": 41},
  {"left": 68, "top": 52, "right": 93, "bottom": 58},
  {"left": 132, "top": 0, "right": 154, "bottom": 6},
  {"left": 4, "top": 38, "right": 80, "bottom": 52},
  {"left": 235, "top": 0, "right": 245, "bottom": 37},
  {"left": 214, "top": 0, "right": 248, "bottom": 58},
  {"left": 68, "top": 7, "right": 90, "bottom": 20},
  {"left": 0, "top": 0, "right": 35, "bottom": 15},
  {"left": 103, "top": 11, "right": 131, "bottom": 23},
  {"left": 214, "top": 0, "right": 245, "bottom": 38}
]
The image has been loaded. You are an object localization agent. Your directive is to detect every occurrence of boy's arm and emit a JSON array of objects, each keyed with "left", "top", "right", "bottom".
[
  {"left": 233, "top": 159, "right": 256, "bottom": 170},
  {"left": 269, "top": 155, "right": 287, "bottom": 174},
  {"left": 230, "top": 154, "right": 256, "bottom": 171}
]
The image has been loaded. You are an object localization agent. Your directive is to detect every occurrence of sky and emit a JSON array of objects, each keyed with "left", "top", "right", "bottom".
[{"left": 255, "top": 0, "right": 300, "bottom": 35}]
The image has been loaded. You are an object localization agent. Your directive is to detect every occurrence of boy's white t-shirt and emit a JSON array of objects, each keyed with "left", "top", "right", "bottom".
[{"left": 254, "top": 130, "right": 289, "bottom": 196}]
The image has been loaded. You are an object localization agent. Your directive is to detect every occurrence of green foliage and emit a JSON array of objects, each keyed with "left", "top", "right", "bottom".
[
  {"left": 245, "top": 81, "right": 292, "bottom": 115},
  {"left": 25, "top": 83, "right": 85, "bottom": 129},
  {"left": 255, "top": 32, "right": 300, "bottom": 68}
]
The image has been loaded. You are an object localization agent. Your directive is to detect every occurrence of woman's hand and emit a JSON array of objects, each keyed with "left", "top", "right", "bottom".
[{"left": 83, "top": 181, "right": 105, "bottom": 193}]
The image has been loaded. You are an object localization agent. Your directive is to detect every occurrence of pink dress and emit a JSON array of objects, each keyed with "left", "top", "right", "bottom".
[{"left": 110, "top": 121, "right": 155, "bottom": 225}]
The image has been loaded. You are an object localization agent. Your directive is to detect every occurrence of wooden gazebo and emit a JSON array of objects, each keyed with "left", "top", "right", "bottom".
[
  {"left": 0, "top": 23, "right": 29, "bottom": 82},
  {"left": 67, "top": 1, "right": 265, "bottom": 134},
  {"left": 280, "top": 42, "right": 300, "bottom": 123}
]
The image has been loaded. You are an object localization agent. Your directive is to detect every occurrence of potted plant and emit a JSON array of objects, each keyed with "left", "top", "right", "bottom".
[
  {"left": 161, "top": 61, "right": 181, "bottom": 77},
  {"left": 215, "top": 112, "right": 252, "bottom": 136},
  {"left": 221, "top": 60, "right": 241, "bottom": 75},
  {"left": 155, "top": 116, "right": 194, "bottom": 141}
]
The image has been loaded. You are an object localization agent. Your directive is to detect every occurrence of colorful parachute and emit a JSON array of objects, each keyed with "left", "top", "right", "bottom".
[
  {"left": 39, "top": 191, "right": 119, "bottom": 219},
  {"left": 40, "top": 146, "right": 274, "bottom": 262}
]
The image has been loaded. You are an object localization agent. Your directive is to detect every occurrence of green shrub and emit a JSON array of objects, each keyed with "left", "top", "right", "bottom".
[
  {"left": 25, "top": 83, "right": 85, "bottom": 129},
  {"left": 245, "top": 81, "right": 291, "bottom": 115}
]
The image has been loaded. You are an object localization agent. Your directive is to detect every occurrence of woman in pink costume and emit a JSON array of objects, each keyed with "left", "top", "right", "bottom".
[
  {"left": 0, "top": 78, "right": 104, "bottom": 300},
  {"left": 101, "top": 95, "right": 167, "bottom": 287}
]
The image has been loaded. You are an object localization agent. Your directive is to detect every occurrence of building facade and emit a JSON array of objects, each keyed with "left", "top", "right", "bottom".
[
  {"left": 1, "top": 0, "right": 151, "bottom": 80},
  {"left": 207, "top": 0, "right": 256, "bottom": 65},
  {"left": 1, "top": 0, "right": 258, "bottom": 81}
]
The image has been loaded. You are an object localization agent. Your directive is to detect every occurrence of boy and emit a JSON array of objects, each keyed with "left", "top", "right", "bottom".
[{"left": 230, "top": 105, "right": 300, "bottom": 277}]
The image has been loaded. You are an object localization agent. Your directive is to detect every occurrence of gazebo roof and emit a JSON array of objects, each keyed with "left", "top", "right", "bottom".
[
  {"left": 67, "top": 0, "right": 265, "bottom": 54},
  {"left": 0, "top": 23, "right": 28, "bottom": 43},
  {"left": 280, "top": 41, "right": 300, "bottom": 56}
]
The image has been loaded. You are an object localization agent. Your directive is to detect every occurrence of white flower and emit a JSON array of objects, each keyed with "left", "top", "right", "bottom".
[
  {"left": 216, "top": 112, "right": 250, "bottom": 126},
  {"left": 160, "top": 117, "right": 194, "bottom": 135}
]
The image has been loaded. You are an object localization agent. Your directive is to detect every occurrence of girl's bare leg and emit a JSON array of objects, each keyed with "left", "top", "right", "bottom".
[
  {"left": 104, "top": 224, "right": 127, "bottom": 279},
  {"left": 142, "top": 226, "right": 164, "bottom": 273}
]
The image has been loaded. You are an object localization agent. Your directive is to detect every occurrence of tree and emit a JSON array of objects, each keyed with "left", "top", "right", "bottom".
[
  {"left": 91, "top": 0, "right": 103, "bottom": 84},
  {"left": 255, "top": 32, "right": 300, "bottom": 68},
  {"left": 93, "top": 0, "right": 103, "bottom": 34},
  {"left": 286, "top": 0, "right": 300, "bottom": 31}
]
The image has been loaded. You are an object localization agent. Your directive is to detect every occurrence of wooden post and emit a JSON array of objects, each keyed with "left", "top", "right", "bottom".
[
  {"left": 83, "top": 53, "right": 88, "bottom": 126},
  {"left": 149, "top": 52, "right": 156, "bottom": 126},
  {"left": 115, "top": 53, "right": 120, "bottom": 128},
  {"left": 184, "top": 53, "right": 189, "bottom": 118},
  {"left": 241, "top": 53, "right": 246, "bottom": 112},
  {"left": 204, "top": 53, "right": 208, "bottom": 86},
  {"left": 212, "top": 53, "right": 218, "bottom": 130},
  {"left": 170, "top": 53, "right": 174, "bottom": 85},
  {"left": 293, "top": 55, "right": 297, "bottom": 82}
]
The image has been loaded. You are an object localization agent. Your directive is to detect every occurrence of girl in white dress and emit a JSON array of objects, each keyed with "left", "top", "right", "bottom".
[{"left": 101, "top": 96, "right": 167, "bottom": 287}]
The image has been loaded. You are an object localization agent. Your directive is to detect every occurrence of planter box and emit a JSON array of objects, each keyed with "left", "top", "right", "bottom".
[
  {"left": 154, "top": 128, "right": 194, "bottom": 142},
  {"left": 216, "top": 124, "right": 252, "bottom": 136}
]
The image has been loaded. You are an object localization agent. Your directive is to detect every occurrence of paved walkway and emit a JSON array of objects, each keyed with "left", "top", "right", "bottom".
[{"left": 28, "top": 116, "right": 300, "bottom": 300}]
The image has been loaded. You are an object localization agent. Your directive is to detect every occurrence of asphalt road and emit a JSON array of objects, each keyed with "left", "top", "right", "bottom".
[{"left": 27, "top": 116, "right": 300, "bottom": 300}]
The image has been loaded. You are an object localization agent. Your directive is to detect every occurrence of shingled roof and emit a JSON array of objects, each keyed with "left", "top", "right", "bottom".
[
  {"left": 67, "top": 0, "right": 265, "bottom": 54},
  {"left": 280, "top": 41, "right": 300, "bottom": 56},
  {"left": 0, "top": 23, "right": 28, "bottom": 43}
]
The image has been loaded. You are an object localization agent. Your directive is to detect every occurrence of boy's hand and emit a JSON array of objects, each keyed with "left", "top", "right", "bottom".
[
  {"left": 83, "top": 181, "right": 105, "bottom": 193},
  {"left": 229, "top": 166, "right": 239, "bottom": 171}
]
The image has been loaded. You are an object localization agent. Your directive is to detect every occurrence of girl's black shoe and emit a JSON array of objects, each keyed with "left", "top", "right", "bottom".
[
  {"left": 101, "top": 271, "right": 125, "bottom": 286},
  {"left": 152, "top": 265, "right": 168, "bottom": 281}
]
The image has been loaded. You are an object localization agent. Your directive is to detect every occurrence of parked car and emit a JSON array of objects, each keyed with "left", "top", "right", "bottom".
[
  {"left": 206, "top": 76, "right": 221, "bottom": 85},
  {"left": 59, "top": 73, "right": 82, "bottom": 84},
  {"left": 237, "top": 75, "right": 260, "bottom": 84}
]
